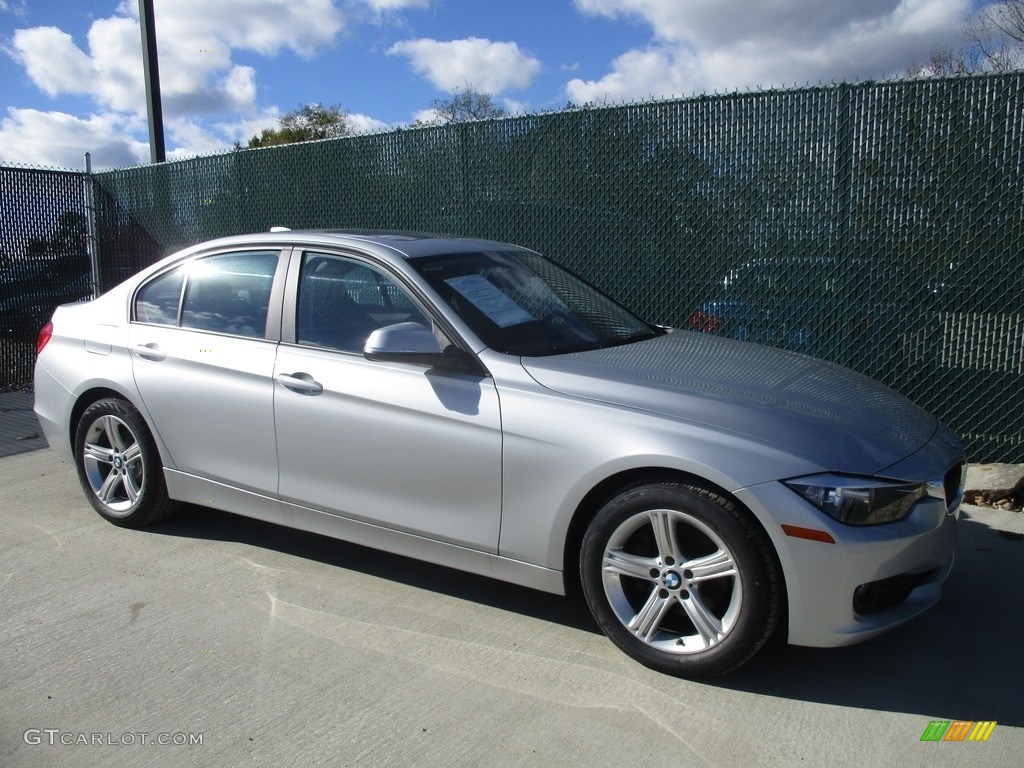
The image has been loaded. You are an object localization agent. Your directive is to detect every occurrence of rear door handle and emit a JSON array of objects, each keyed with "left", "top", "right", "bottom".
[
  {"left": 276, "top": 373, "right": 324, "bottom": 394},
  {"left": 131, "top": 343, "right": 167, "bottom": 362}
]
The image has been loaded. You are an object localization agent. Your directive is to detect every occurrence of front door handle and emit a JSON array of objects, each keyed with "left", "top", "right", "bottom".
[{"left": 276, "top": 372, "right": 324, "bottom": 394}]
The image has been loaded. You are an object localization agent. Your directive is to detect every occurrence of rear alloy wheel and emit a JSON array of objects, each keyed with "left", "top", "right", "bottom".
[
  {"left": 581, "top": 483, "right": 780, "bottom": 678},
  {"left": 74, "top": 398, "right": 178, "bottom": 527}
]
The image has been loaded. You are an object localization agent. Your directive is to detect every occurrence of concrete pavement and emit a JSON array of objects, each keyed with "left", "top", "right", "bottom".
[
  {"left": 0, "top": 390, "right": 45, "bottom": 459},
  {"left": 1, "top": 447, "right": 1022, "bottom": 767}
]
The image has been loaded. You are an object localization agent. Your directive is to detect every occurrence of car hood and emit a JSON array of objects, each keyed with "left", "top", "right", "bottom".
[{"left": 521, "top": 331, "right": 937, "bottom": 475}]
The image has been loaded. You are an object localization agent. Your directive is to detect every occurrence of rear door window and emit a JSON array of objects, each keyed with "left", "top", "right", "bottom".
[
  {"left": 134, "top": 251, "right": 279, "bottom": 338},
  {"left": 134, "top": 267, "right": 184, "bottom": 325}
]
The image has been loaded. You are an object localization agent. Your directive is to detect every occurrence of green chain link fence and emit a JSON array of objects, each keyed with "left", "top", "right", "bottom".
[
  {"left": 3, "top": 74, "right": 1023, "bottom": 460},
  {"left": 1, "top": 165, "right": 92, "bottom": 391}
]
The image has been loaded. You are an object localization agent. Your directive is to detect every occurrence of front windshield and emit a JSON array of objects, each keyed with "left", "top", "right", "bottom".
[{"left": 412, "top": 250, "right": 659, "bottom": 355}]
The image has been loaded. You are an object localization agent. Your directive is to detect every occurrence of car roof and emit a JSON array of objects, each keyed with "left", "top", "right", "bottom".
[{"left": 187, "top": 229, "right": 528, "bottom": 260}]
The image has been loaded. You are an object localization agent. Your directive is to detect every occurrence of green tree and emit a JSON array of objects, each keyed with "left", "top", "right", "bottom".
[{"left": 243, "top": 103, "right": 354, "bottom": 148}]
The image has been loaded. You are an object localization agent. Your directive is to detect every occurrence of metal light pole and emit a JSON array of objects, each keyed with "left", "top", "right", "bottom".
[
  {"left": 83, "top": 153, "right": 102, "bottom": 298},
  {"left": 138, "top": 0, "right": 166, "bottom": 163}
]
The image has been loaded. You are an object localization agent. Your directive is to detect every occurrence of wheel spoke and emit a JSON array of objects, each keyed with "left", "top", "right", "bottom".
[
  {"left": 684, "top": 549, "right": 737, "bottom": 583},
  {"left": 627, "top": 587, "right": 673, "bottom": 642},
  {"left": 97, "top": 469, "right": 123, "bottom": 503},
  {"left": 603, "top": 549, "right": 659, "bottom": 581},
  {"left": 647, "top": 509, "right": 680, "bottom": 563},
  {"left": 123, "top": 469, "right": 142, "bottom": 504},
  {"left": 678, "top": 590, "right": 726, "bottom": 647},
  {"left": 83, "top": 443, "right": 115, "bottom": 465},
  {"left": 122, "top": 442, "right": 143, "bottom": 467},
  {"left": 101, "top": 416, "right": 126, "bottom": 452}
]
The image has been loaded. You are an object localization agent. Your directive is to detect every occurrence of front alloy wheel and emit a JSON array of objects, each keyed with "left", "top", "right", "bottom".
[
  {"left": 74, "top": 398, "right": 177, "bottom": 527},
  {"left": 581, "top": 483, "right": 780, "bottom": 678}
]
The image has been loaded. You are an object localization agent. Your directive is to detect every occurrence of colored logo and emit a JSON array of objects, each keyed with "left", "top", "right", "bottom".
[{"left": 920, "top": 720, "right": 997, "bottom": 742}]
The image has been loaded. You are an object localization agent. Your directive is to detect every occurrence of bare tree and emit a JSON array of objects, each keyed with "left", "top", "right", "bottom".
[
  {"left": 906, "top": 47, "right": 970, "bottom": 77},
  {"left": 415, "top": 85, "right": 507, "bottom": 126},
  {"left": 909, "top": 0, "right": 1024, "bottom": 76},
  {"left": 965, "top": 0, "right": 1024, "bottom": 71}
]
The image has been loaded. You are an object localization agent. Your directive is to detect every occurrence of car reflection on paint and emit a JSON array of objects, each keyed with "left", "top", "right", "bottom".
[{"left": 689, "top": 257, "right": 885, "bottom": 359}]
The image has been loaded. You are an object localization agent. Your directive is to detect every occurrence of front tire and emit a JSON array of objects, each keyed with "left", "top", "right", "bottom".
[
  {"left": 580, "top": 482, "right": 780, "bottom": 678},
  {"left": 74, "top": 398, "right": 178, "bottom": 527}
]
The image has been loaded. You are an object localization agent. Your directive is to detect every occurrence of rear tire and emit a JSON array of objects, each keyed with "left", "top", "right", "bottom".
[
  {"left": 580, "top": 482, "right": 780, "bottom": 678},
  {"left": 73, "top": 398, "right": 178, "bottom": 527}
]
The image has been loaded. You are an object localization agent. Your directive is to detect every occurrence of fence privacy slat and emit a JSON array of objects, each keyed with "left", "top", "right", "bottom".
[{"left": 2, "top": 74, "right": 1022, "bottom": 461}]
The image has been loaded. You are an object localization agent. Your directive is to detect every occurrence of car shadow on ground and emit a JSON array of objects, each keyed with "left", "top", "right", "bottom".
[
  {"left": 148, "top": 504, "right": 1021, "bottom": 725},
  {"left": 719, "top": 512, "right": 1023, "bottom": 726},
  {"left": 147, "top": 502, "right": 601, "bottom": 634}
]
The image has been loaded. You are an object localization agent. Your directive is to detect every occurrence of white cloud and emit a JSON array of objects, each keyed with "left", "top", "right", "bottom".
[
  {"left": 570, "top": 0, "right": 971, "bottom": 102},
  {"left": 161, "top": 65, "right": 259, "bottom": 117},
  {"left": 347, "top": 112, "right": 390, "bottom": 134},
  {"left": 567, "top": 46, "right": 697, "bottom": 104},
  {"left": 132, "top": 0, "right": 347, "bottom": 58},
  {"left": 575, "top": 0, "right": 911, "bottom": 47},
  {"left": 10, "top": 27, "right": 99, "bottom": 98},
  {"left": 212, "top": 110, "right": 283, "bottom": 145},
  {"left": 0, "top": 108, "right": 149, "bottom": 169},
  {"left": 388, "top": 37, "right": 542, "bottom": 93},
  {"left": 501, "top": 98, "right": 529, "bottom": 115},
  {"left": 166, "top": 107, "right": 389, "bottom": 159},
  {"left": 3, "top": 0, "right": 359, "bottom": 165},
  {"left": 165, "top": 118, "right": 239, "bottom": 160},
  {"left": 166, "top": 112, "right": 304, "bottom": 160},
  {"left": 892, "top": 0, "right": 967, "bottom": 35},
  {"left": 362, "top": 0, "right": 430, "bottom": 12},
  {"left": 410, "top": 107, "right": 444, "bottom": 125},
  {"left": 9, "top": 0, "right": 348, "bottom": 120}
]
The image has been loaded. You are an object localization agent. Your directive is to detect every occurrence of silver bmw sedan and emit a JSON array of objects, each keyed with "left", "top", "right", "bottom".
[{"left": 34, "top": 231, "right": 965, "bottom": 678}]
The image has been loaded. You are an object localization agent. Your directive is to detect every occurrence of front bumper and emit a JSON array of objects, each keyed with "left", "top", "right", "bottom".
[{"left": 736, "top": 466, "right": 961, "bottom": 648}]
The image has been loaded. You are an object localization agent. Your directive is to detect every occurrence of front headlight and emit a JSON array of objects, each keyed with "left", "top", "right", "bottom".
[{"left": 783, "top": 474, "right": 928, "bottom": 526}]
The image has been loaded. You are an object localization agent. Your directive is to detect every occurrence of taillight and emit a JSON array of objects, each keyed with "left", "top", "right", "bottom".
[
  {"left": 689, "top": 309, "right": 723, "bottom": 333},
  {"left": 36, "top": 321, "right": 53, "bottom": 354}
]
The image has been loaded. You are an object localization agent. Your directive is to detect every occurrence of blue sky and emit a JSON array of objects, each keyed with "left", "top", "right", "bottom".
[{"left": 0, "top": 0, "right": 982, "bottom": 169}]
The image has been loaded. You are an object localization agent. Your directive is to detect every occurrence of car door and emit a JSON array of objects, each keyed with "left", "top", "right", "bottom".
[
  {"left": 273, "top": 250, "right": 503, "bottom": 551},
  {"left": 128, "top": 249, "right": 284, "bottom": 496}
]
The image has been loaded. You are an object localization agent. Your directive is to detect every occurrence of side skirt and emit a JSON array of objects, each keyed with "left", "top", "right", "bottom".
[{"left": 163, "top": 469, "right": 565, "bottom": 596}]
